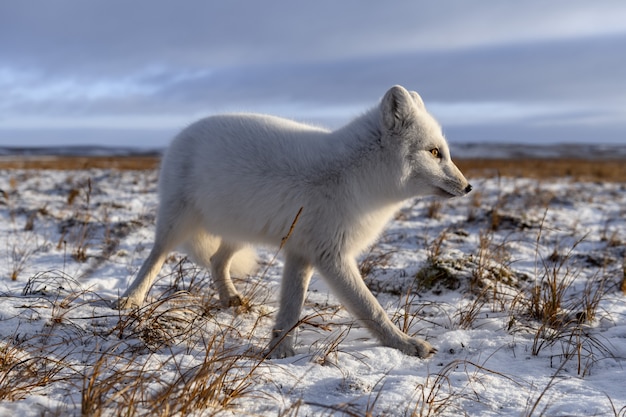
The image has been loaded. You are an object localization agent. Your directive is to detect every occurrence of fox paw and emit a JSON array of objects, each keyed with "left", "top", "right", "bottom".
[
  {"left": 266, "top": 343, "right": 295, "bottom": 359},
  {"left": 111, "top": 296, "right": 141, "bottom": 310},
  {"left": 266, "top": 331, "right": 295, "bottom": 359},
  {"left": 395, "top": 337, "right": 437, "bottom": 359},
  {"left": 221, "top": 294, "right": 243, "bottom": 308}
]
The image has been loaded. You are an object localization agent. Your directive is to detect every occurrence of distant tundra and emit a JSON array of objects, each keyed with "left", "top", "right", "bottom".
[{"left": 114, "top": 85, "right": 472, "bottom": 358}]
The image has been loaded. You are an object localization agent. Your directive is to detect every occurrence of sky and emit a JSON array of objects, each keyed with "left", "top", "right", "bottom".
[{"left": 1, "top": 1, "right": 626, "bottom": 149}]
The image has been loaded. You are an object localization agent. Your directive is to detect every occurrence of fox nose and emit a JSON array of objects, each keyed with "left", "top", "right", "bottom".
[{"left": 464, "top": 184, "right": 473, "bottom": 194}]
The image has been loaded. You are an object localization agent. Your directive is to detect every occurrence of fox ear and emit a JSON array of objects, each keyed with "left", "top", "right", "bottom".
[
  {"left": 381, "top": 85, "right": 415, "bottom": 132},
  {"left": 409, "top": 91, "right": 425, "bottom": 110}
]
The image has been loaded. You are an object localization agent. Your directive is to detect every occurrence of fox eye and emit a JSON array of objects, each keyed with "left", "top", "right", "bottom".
[{"left": 429, "top": 148, "right": 440, "bottom": 158}]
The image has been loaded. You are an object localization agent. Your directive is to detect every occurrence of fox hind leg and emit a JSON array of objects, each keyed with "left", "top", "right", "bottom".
[
  {"left": 202, "top": 240, "right": 246, "bottom": 307},
  {"left": 114, "top": 200, "right": 196, "bottom": 309}
]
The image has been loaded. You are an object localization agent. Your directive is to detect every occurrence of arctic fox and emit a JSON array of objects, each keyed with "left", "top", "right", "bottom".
[{"left": 115, "top": 85, "right": 471, "bottom": 359}]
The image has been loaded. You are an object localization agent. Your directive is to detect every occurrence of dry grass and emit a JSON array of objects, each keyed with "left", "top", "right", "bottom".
[
  {"left": 0, "top": 155, "right": 160, "bottom": 171},
  {"left": 456, "top": 158, "right": 626, "bottom": 182},
  {"left": 1, "top": 155, "right": 626, "bottom": 182}
]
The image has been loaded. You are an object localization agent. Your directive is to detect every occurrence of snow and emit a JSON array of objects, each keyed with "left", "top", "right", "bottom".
[{"left": 0, "top": 169, "right": 625, "bottom": 416}]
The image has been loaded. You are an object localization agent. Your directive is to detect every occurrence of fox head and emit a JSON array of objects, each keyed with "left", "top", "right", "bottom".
[{"left": 380, "top": 85, "right": 472, "bottom": 199}]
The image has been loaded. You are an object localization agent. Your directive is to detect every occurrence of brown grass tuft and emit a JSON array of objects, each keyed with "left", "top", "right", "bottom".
[
  {"left": 2, "top": 155, "right": 626, "bottom": 181},
  {"left": 456, "top": 158, "right": 626, "bottom": 182}
]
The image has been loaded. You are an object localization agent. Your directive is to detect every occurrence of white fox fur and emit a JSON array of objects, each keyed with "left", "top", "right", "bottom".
[{"left": 115, "top": 85, "right": 471, "bottom": 358}]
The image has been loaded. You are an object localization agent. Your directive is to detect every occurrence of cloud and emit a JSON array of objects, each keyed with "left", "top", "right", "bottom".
[
  {"left": 1, "top": 1, "right": 625, "bottom": 147},
  {"left": 3, "top": 1, "right": 626, "bottom": 69}
]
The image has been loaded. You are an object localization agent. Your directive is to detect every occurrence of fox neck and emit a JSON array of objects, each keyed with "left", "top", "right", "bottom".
[{"left": 327, "top": 111, "right": 407, "bottom": 209}]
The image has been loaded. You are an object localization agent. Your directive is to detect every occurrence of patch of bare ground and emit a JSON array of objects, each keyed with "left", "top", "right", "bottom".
[
  {"left": 1, "top": 156, "right": 625, "bottom": 182},
  {"left": 0, "top": 155, "right": 160, "bottom": 170},
  {"left": 456, "top": 158, "right": 626, "bottom": 182}
]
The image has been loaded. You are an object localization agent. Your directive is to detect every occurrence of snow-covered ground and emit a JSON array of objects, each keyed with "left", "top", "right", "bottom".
[{"left": 0, "top": 169, "right": 624, "bottom": 416}]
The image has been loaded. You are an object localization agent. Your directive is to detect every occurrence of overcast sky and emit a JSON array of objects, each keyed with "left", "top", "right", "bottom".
[{"left": 1, "top": 1, "right": 625, "bottom": 149}]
